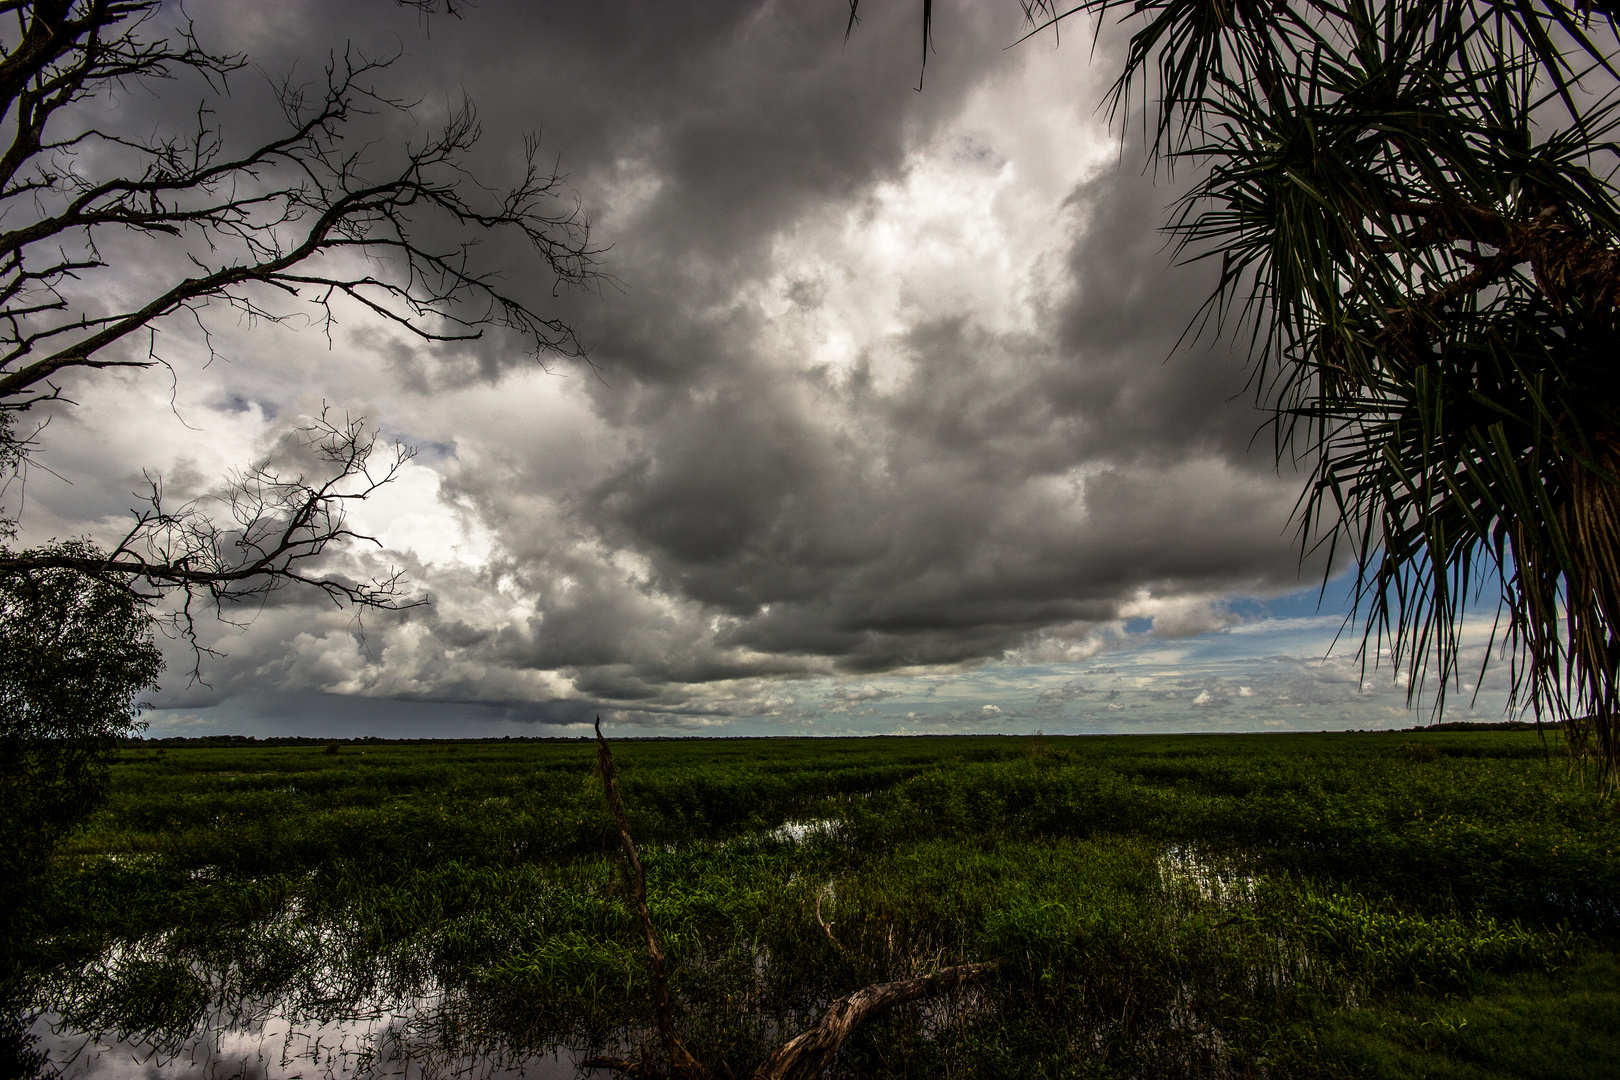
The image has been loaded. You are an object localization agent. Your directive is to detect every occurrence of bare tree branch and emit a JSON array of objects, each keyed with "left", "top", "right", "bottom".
[
  {"left": 0, "top": 0, "right": 596, "bottom": 625},
  {"left": 0, "top": 407, "right": 421, "bottom": 608}
]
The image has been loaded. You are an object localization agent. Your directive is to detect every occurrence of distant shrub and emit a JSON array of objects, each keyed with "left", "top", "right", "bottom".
[{"left": 1401, "top": 742, "right": 1439, "bottom": 763}]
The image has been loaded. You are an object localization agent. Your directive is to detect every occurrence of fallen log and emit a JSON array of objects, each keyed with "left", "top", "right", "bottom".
[{"left": 750, "top": 958, "right": 1004, "bottom": 1080}]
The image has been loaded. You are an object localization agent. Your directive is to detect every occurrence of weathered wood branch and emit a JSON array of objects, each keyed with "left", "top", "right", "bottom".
[
  {"left": 813, "top": 890, "right": 844, "bottom": 954},
  {"left": 749, "top": 959, "right": 1005, "bottom": 1080}
]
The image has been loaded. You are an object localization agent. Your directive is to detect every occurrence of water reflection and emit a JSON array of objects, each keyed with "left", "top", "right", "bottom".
[
  {"left": 1157, "top": 845, "right": 1258, "bottom": 905},
  {"left": 29, "top": 987, "right": 586, "bottom": 1079},
  {"left": 763, "top": 819, "right": 838, "bottom": 845}
]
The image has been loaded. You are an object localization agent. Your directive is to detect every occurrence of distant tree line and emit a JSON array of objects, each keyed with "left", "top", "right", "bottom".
[{"left": 120, "top": 734, "right": 598, "bottom": 747}]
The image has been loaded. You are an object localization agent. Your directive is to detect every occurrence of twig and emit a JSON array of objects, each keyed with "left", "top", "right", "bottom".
[{"left": 814, "top": 889, "right": 844, "bottom": 954}]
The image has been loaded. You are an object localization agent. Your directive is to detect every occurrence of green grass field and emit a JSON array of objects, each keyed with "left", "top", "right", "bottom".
[{"left": 15, "top": 730, "right": 1620, "bottom": 1078}]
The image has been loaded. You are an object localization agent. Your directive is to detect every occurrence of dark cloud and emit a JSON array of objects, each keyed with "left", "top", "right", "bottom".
[{"left": 27, "top": 1, "right": 1356, "bottom": 730}]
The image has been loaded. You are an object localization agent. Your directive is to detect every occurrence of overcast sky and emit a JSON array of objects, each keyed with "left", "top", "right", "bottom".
[{"left": 18, "top": 0, "right": 1516, "bottom": 738}]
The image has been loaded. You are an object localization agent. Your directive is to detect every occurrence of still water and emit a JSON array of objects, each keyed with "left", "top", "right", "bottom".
[{"left": 28, "top": 988, "right": 586, "bottom": 1080}]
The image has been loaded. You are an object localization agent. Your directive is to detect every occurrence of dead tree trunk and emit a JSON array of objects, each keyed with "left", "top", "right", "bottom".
[
  {"left": 585, "top": 720, "right": 1002, "bottom": 1080},
  {"left": 591, "top": 717, "right": 710, "bottom": 1080}
]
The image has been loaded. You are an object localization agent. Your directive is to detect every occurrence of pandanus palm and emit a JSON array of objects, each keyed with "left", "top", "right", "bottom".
[
  {"left": 1065, "top": 0, "right": 1620, "bottom": 773},
  {"left": 860, "top": 0, "right": 1620, "bottom": 771}
]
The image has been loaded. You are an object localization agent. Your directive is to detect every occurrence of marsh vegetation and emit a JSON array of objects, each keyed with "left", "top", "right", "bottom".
[{"left": 11, "top": 731, "right": 1620, "bottom": 1078}]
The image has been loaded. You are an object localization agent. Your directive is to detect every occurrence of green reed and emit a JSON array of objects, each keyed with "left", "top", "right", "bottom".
[{"left": 17, "top": 731, "right": 1620, "bottom": 1078}]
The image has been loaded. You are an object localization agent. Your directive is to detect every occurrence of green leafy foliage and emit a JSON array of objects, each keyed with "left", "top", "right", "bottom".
[
  {"left": 1047, "top": 0, "right": 1620, "bottom": 770},
  {"left": 19, "top": 733, "right": 1620, "bottom": 1077},
  {"left": 0, "top": 543, "right": 161, "bottom": 969}
]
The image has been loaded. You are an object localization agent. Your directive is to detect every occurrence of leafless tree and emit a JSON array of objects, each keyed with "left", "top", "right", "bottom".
[
  {"left": 0, "top": 0, "right": 596, "bottom": 611},
  {"left": 0, "top": 408, "right": 415, "bottom": 611}
]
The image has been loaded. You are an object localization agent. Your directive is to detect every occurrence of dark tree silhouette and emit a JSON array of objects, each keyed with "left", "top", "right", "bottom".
[
  {"left": 0, "top": 0, "right": 596, "bottom": 610},
  {"left": 0, "top": 544, "right": 161, "bottom": 964},
  {"left": 1073, "top": 0, "right": 1620, "bottom": 775}
]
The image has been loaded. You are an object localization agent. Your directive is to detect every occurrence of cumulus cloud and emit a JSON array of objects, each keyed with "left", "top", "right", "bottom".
[
  {"left": 21, "top": 0, "right": 1376, "bottom": 734},
  {"left": 830, "top": 683, "right": 901, "bottom": 704},
  {"left": 1037, "top": 681, "right": 1088, "bottom": 706}
]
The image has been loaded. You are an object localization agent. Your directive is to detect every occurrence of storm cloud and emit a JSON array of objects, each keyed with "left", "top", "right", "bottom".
[{"left": 18, "top": 0, "right": 1412, "bottom": 736}]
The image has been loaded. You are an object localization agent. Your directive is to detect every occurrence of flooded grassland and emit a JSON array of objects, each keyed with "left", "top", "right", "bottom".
[{"left": 11, "top": 732, "right": 1620, "bottom": 1079}]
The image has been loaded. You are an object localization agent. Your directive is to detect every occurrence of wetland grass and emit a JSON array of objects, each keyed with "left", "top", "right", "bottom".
[{"left": 12, "top": 730, "right": 1620, "bottom": 1078}]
